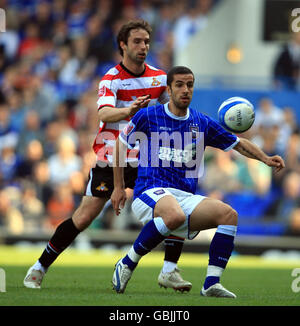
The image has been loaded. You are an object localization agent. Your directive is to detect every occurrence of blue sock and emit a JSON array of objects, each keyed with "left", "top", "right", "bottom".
[
  {"left": 204, "top": 276, "right": 220, "bottom": 290},
  {"left": 122, "top": 218, "right": 169, "bottom": 271},
  {"left": 203, "top": 225, "right": 236, "bottom": 290}
]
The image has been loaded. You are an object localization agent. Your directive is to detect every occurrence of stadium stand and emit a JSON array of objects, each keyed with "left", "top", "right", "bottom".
[{"left": 0, "top": 0, "right": 300, "bottom": 253}]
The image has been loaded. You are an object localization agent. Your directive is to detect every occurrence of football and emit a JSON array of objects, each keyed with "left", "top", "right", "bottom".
[{"left": 218, "top": 97, "right": 255, "bottom": 133}]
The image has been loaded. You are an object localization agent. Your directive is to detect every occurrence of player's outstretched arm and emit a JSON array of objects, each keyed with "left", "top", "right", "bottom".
[
  {"left": 98, "top": 95, "right": 151, "bottom": 122},
  {"left": 234, "top": 137, "right": 285, "bottom": 172},
  {"left": 111, "top": 137, "right": 127, "bottom": 215}
]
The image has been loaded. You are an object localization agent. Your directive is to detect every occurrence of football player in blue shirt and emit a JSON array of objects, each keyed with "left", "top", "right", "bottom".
[{"left": 111, "top": 66, "right": 285, "bottom": 297}]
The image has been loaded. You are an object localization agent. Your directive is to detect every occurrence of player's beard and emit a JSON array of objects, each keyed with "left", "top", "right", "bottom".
[
  {"left": 172, "top": 96, "right": 191, "bottom": 111},
  {"left": 127, "top": 49, "right": 147, "bottom": 65}
]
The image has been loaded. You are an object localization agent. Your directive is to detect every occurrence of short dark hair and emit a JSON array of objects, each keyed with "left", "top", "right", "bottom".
[
  {"left": 117, "top": 20, "right": 152, "bottom": 57},
  {"left": 167, "top": 66, "right": 194, "bottom": 86}
]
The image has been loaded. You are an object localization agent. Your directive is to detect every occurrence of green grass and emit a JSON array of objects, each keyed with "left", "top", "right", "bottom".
[
  {"left": 0, "top": 245, "right": 299, "bottom": 306},
  {"left": 1, "top": 265, "right": 299, "bottom": 306}
]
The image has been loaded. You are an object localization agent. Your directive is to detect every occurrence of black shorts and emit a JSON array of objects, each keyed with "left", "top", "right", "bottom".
[{"left": 85, "top": 164, "right": 138, "bottom": 198}]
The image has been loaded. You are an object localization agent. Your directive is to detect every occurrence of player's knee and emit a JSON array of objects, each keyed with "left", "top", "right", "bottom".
[
  {"left": 219, "top": 205, "right": 238, "bottom": 226},
  {"left": 164, "top": 212, "right": 186, "bottom": 230}
]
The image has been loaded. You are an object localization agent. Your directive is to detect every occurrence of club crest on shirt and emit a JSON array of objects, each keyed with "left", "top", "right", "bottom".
[
  {"left": 189, "top": 125, "right": 199, "bottom": 139},
  {"left": 98, "top": 85, "right": 107, "bottom": 97},
  {"left": 151, "top": 77, "right": 161, "bottom": 86},
  {"left": 96, "top": 182, "right": 108, "bottom": 191}
]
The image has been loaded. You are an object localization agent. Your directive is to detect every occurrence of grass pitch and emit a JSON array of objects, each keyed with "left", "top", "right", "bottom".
[{"left": 0, "top": 245, "right": 299, "bottom": 306}]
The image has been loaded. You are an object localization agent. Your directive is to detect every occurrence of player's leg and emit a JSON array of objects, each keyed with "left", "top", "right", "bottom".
[
  {"left": 23, "top": 196, "right": 108, "bottom": 289},
  {"left": 163, "top": 236, "right": 185, "bottom": 274},
  {"left": 189, "top": 197, "right": 238, "bottom": 298},
  {"left": 157, "top": 208, "right": 192, "bottom": 291},
  {"left": 158, "top": 235, "right": 192, "bottom": 292},
  {"left": 24, "top": 165, "right": 112, "bottom": 289},
  {"left": 112, "top": 192, "right": 185, "bottom": 293},
  {"left": 125, "top": 168, "right": 192, "bottom": 291}
]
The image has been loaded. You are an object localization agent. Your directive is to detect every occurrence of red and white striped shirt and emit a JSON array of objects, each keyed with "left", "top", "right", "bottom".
[{"left": 93, "top": 62, "right": 168, "bottom": 163}]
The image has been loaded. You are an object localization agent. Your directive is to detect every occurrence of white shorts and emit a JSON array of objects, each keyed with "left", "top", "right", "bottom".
[{"left": 132, "top": 187, "right": 206, "bottom": 240}]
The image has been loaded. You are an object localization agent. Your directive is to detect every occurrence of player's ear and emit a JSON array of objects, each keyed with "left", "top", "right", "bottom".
[
  {"left": 120, "top": 41, "right": 127, "bottom": 52},
  {"left": 167, "top": 85, "right": 172, "bottom": 97}
]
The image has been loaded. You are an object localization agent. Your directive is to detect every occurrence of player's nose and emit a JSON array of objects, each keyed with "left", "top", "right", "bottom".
[{"left": 140, "top": 41, "right": 148, "bottom": 50}]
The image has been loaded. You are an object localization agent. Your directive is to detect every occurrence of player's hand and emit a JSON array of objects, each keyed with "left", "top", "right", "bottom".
[
  {"left": 265, "top": 155, "right": 285, "bottom": 172},
  {"left": 111, "top": 187, "right": 127, "bottom": 216},
  {"left": 128, "top": 95, "right": 151, "bottom": 116}
]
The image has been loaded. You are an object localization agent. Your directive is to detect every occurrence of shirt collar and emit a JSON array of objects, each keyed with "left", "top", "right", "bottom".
[{"left": 164, "top": 102, "right": 190, "bottom": 120}]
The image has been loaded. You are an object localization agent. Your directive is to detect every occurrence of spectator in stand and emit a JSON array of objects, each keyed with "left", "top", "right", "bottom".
[
  {"left": 47, "top": 135, "right": 82, "bottom": 185},
  {"left": 18, "top": 22, "right": 43, "bottom": 58},
  {"left": 53, "top": 101, "right": 79, "bottom": 145},
  {"left": 52, "top": 20, "right": 70, "bottom": 47},
  {"left": 45, "top": 182, "right": 75, "bottom": 230},
  {"left": 0, "top": 45, "right": 10, "bottom": 75},
  {"left": 254, "top": 97, "right": 284, "bottom": 130},
  {"left": 0, "top": 102, "right": 19, "bottom": 154},
  {"left": 23, "top": 76, "right": 58, "bottom": 126},
  {"left": 252, "top": 98, "right": 286, "bottom": 156},
  {"left": 31, "top": 160, "right": 53, "bottom": 207},
  {"left": 16, "top": 111, "right": 44, "bottom": 158},
  {"left": 0, "top": 138, "right": 20, "bottom": 186},
  {"left": 66, "top": 1, "right": 90, "bottom": 39},
  {"left": 16, "top": 139, "right": 44, "bottom": 179},
  {"left": 52, "top": 0, "right": 68, "bottom": 22},
  {"left": 273, "top": 31, "right": 300, "bottom": 90},
  {"left": 57, "top": 37, "right": 97, "bottom": 100},
  {"left": 172, "top": 0, "right": 212, "bottom": 52},
  {"left": 31, "top": 0, "right": 54, "bottom": 41},
  {"left": 20, "top": 181, "right": 45, "bottom": 232},
  {"left": 201, "top": 149, "right": 241, "bottom": 195},
  {"left": 43, "top": 121, "right": 63, "bottom": 159},
  {"left": 0, "top": 188, "right": 24, "bottom": 234},
  {"left": 69, "top": 170, "right": 86, "bottom": 207},
  {"left": 7, "top": 88, "right": 27, "bottom": 133},
  {"left": 86, "top": 14, "right": 115, "bottom": 65},
  {"left": 266, "top": 171, "right": 300, "bottom": 236},
  {"left": 0, "top": 9, "right": 20, "bottom": 62},
  {"left": 235, "top": 153, "right": 272, "bottom": 196},
  {"left": 285, "top": 129, "right": 300, "bottom": 174}
]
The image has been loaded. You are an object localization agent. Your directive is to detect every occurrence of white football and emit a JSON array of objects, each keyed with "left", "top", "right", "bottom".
[{"left": 218, "top": 97, "right": 255, "bottom": 133}]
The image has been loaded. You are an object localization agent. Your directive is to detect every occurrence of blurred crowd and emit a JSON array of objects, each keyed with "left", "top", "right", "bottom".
[
  {"left": 0, "top": 0, "right": 299, "bottom": 238},
  {"left": 199, "top": 97, "right": 300, "bottom": 236},
  {"left": 273, "top": 31, "right": 300, "bottom": 91},
  {"left": 0, "top": 0, "right": 215, "bottom": 234}
]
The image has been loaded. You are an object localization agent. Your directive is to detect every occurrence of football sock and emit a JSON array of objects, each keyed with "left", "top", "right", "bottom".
[
  {"left": 38, "top": 218, "right": 80, "bottom": 268},
  {"left": 162, "top": 261, "right": 177, "bottom": 273},
  {"left": 32, "top": 260, "right": 48, "bottom": 274},
  {"left": 203, "top": 225, "right": 237, "bottom": 290},
  {"left": 122, "top": 217, "right": 171, "bottom": 271},
  {"left": 162, "top": 236, "right": 184, "bottom": 273}
]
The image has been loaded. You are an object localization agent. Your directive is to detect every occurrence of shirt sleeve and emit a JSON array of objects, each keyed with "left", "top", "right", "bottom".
[
  {"left": 96, "top": 78, "right": 117, "bottom": 110},
  {"left": 205, "top": 116, "right": 240, "bottom": 151},
  {"left": 119, "top": 109, "right": 148, "bottom": 149}
]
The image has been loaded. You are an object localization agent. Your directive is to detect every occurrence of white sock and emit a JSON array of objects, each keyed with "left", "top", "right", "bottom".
[
  {"left": 206, "top": 265, "right": 224, "bottom": 278},
  {"left": 33, "top": 261, "right": 48, "bottom": 273},
  {"left": 127, "top": 246, "right": 142, "bottom": 263},
  {"left": 162, "top": 261, "right": 177, "bottom": 273}
]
